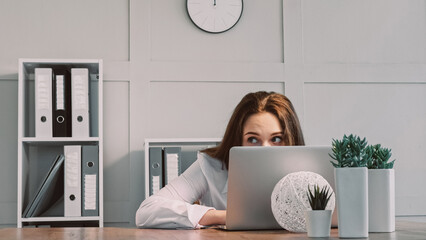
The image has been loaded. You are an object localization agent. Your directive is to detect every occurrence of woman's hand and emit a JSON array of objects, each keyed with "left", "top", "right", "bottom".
[{"left": 199, "top": 209, "right": 226, "bottom": 226}]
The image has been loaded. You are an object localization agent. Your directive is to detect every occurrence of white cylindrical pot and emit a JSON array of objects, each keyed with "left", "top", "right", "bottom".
[
  {"left": 335, "top": 167, "right": 368, "bottom": 238},
  {"left": 305, "top": 210, "right": 332, "bottom": 237},
  {"left": 368, "top": 169, "right": 395, "bottom": 232}
]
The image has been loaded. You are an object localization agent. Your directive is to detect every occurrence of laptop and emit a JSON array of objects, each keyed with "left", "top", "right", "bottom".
[{"left": 224, "top": 146, "right": 337, "bottom": 230}]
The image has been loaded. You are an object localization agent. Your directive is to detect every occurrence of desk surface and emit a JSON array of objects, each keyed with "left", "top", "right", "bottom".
[{"left": 0, "top": 221, "right": 425, "bottom": 240}]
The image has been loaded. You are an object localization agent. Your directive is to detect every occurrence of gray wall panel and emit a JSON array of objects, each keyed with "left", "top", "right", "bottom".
[
  {"left": 303, "top": 83, "right": 426, "bottom": 215},
  {"left": 103, "top": 81, "right": 130, "bottom": 223},
  {"left": 0, "top": 80, "right": 18, "bottom": 225},
  {"left": 150, "top": 0, "right": 283, "bottom": 62},
  {"left": 148, "top": 81, "right": 285, "bottom": 138},
  {"left": 0, "top": 0, "right": 129, "bottom": 76},
  {"left": 303, "top": 0, "right": 426, "bottom": 64}
]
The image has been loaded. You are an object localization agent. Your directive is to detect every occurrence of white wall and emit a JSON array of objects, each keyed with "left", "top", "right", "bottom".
[{"left": 0, "top": 0, "right": 425, "bottom": 227}]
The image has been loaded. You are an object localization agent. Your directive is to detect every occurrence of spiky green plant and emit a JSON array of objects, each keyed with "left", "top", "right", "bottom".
[
  {"left": 366, "top": 144, "right": 395, "bottom": 169},
  {"left": 329, "top": 134, "right": 370, "bottom": 168},
  {"left": 307, "top": 185, "right": 333, "bottom": 210}
]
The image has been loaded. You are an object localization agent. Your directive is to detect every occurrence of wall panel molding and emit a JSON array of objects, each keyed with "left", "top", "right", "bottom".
[{"left": 302, "top": 64, "right": 426, "bottom": 83}]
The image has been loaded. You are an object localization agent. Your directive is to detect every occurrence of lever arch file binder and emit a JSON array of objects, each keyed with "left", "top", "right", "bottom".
[
  {"left": 163, "top": 147, "right": 181, "bottom": 185},
  {"left": 22, "top": 154, "right": 65, "bottom": 218},
  {"left": 180, "top": 148, "right": 199, "bottom": 174},
  {"left": 149, "top": 147, "right": 163, "bottom": 196},
  {"left": 64, "top": 145, "right": 82, "bottom": 217},
  {"left": 35, "top": 68, "right": 53, "bottom": 137},
  {"left": 53, "top": 69, "right": 72, "bottom": 137},
  {"left": 71, "top": 68, "right": 90, "bottom": 137},
  {"left": 81, "top": 145, "right": 99, "bottom": 216}
]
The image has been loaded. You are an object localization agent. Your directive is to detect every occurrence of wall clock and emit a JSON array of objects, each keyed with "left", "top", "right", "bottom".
[{"left": 187, "top": 0, "right": 243, "bottom": 34}]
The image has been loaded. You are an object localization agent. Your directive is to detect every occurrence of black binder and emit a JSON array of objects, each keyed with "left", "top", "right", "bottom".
[{"left": 52, "top": 69, "right": 72, "bottom": 137}]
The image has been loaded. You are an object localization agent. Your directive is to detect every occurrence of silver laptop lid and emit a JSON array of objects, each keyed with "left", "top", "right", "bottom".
[{"left": 226, "top": 146, "right": 336, "bottom": 230}]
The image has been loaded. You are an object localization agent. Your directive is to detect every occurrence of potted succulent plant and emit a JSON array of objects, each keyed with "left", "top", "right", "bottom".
[
  {"left": 366, "top": 144, "right": 395, "bottom": 232},
  {"left": 330, "top": 134, "right": 369, "bottom": 238},
  {"left": 305, "top": 185, "right": 333, "bottom": 237}
]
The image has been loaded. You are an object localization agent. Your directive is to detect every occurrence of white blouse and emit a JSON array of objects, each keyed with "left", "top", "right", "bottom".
[{"left": 135, "top": 152, "right": 228, "bottom": 229}]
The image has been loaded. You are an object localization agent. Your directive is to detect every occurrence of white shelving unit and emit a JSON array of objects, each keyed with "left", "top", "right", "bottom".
[
  {"left": 17, "top": 59, "right": 103, "bottom": 228},
  {"left": 144, "top": 138, "right": 221, "bottom": 199}
]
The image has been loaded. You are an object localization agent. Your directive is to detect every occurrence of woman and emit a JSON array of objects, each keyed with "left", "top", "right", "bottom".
[{"left": 136, "top": 91, "right": 304, "bottom": 228}]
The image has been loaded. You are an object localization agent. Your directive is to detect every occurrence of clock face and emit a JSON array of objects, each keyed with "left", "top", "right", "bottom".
[{"left": 187, "top": 0, "right": 243, "bottom": 33}]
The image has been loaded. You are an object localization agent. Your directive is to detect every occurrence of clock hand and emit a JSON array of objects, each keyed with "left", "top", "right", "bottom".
[{"left": 214, "top": 0, "right": 216, "bottom": 6}]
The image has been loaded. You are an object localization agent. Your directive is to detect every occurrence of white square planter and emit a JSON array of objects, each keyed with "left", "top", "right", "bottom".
[
  {"left": 368, "top": 169, "right": 395, "bottom": 232},
  {"left": 335, "top": 167, "right": 368, "bottom": 238}
]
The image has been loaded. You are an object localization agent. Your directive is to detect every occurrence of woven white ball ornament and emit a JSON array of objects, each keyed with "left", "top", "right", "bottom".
[{"left": 271, "top": 171, "right": 335, "bottom": 232}]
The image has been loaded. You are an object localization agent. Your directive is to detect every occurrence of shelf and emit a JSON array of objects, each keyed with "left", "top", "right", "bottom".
[
  {"left": 145, "top": 138, "right": 221, "bottom": 146},
  {"left": 20, "top": 59, "right": 101, "bottom": 75},
  {"left": 21, "top": 137, "right": 100, "bottom": 145},
  {"left": 21, "top": 216, "right": 100, "bottom": 223},
  {"left": 19, "top": 59, "right": 101, "bottom": 138},
  {"left": 17, "top": 58, "right": 104, "bottom": 228},
  {"left": 144, "top": 138, "right": 222, "bottom": 199}
]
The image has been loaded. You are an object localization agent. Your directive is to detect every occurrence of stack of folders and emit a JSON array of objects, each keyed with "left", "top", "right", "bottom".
[
  {"left": 64, "top": 145, "right": 99, "bottom": 217},
  {"left": 34, "top": 68, "right": 90, "bottom": 138},
  {"left": 149, "top": 147, "right": 183, "bottom": 196},
  {"left": 22, "top": 155, "right": 65, "bottom": 218},
  {"left": 22, "top": 145, "right": 99, "bottom": 218},
  {"left": 149, "top": 145, "right": 219, "bottom": 196}
]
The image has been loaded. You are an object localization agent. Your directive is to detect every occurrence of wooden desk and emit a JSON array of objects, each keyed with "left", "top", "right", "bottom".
[{"left": 0, "top": 221, "right": 425, "bottom": 240}]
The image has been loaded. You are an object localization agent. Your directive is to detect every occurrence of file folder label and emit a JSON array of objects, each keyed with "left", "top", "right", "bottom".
[
  {"left": 163, "top": 147, "right": 181, "bottom": 185},
  {"left": 165, "top": 153, "right": 179, "bottom": 183},
  {"left": 35, "top": 68, "right": 53, "bottom": 137},
  {"left": 84, "top": 174, "right": 97, "bottom": 210},
  {"left": 55, "top": 75, "right": 65, "bottom": 110},
  {"left": 152, "top": 176, "right": 160, "bottom": 195}
]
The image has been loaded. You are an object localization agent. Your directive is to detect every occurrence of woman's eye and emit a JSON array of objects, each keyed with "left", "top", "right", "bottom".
[
  {"left": 247, "top": 137, "right": 259, "bottom": 144},
  {"left": 271, "top": 136, "right": 283, "bottom": 144}
]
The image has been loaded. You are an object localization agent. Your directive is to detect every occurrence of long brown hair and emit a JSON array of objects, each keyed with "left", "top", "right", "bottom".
[{"left": 202, "top": 91, "right": 305, "bottom": 169}]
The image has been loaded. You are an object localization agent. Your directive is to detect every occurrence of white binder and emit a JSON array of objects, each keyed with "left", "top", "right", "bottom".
[
  {"left": 71, "top": 68, "right": 90, "bottom": 137},
  {"left": 35, "top": 68, "right": 53, "bottom": 137},
  {"left": 64, "top": 145, "right": 82, "bottom": 217}
]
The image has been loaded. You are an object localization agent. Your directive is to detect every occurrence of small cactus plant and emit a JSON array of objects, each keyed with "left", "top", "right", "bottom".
[{"left": 307, "top": 185, "right": 333, "bottom": 210}]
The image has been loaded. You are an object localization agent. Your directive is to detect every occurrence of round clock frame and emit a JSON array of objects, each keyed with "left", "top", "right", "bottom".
[{"left": 186, "top": 0, "right": 244, "bottom": 34}]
